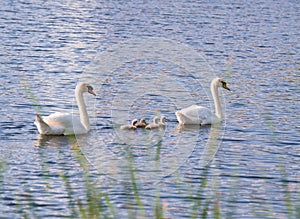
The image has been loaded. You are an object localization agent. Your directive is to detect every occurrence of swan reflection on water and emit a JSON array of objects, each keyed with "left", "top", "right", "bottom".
[
  {"left": 175, "top": 122, "right": 224, "bottom": 167},
  {"left": 34, "top": 120, "right": 224, "bottom": 184},
  {"left": 175, "top": 124, "right": 202, "bottom": 134},
  {"left": 34, "top": 134, "right": 87, "bottom": 149}
]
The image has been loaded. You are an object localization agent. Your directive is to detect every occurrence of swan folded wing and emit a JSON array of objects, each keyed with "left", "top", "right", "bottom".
[
  {"left": 180, "top": 105, "right": 204, "bottom": 114},
  {"left": 177, "top": 105, "right": 213, "bottom": 125},
  {"left": 44, "top": 112, "right": 87, "bottom": 135},
  {"left": 44, "top": 112, "right": 73, "bottom": 127},
  {"left": 184, "top": 106, "right": 219, "bottom": 125}
]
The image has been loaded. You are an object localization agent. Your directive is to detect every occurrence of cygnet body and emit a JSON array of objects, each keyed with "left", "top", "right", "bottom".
[
  {"left": 135, "top": 118, "right": 147, "bottom": 128},
  {"left": 120, "top": 119, "right": 138, "bottom": 130},
  {"left": 145, "top": 116, "right": 160, "bottom": 129}
]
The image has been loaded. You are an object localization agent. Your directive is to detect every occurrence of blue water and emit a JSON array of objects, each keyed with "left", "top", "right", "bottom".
[{"left": 0, "top": 0, "right": 299, "bottom": 218}]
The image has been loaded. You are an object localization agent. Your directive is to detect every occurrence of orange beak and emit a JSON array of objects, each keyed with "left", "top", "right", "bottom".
[
  {"left": 223, "top": 84, "right": 231, "bottom": 91},
  {"left": 88, "top": 90, "right": 96, "bottom": 96}
]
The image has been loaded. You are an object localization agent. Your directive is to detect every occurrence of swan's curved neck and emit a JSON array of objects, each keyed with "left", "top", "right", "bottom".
[
  {"left": 211, "top": 80, "right": 222, "bottom": 119},
  {"left": 75, "top": 88, "right": 90, "bottom": 131}
]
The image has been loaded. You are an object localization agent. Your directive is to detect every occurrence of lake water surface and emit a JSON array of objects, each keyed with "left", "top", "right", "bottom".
[{"left": 0, "top": 0, "right": 299, "bottom": 218}]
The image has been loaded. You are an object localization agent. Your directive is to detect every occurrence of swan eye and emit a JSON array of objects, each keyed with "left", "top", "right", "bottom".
[
  {"left": 87, "top": 85, "right": 96, "bottom": 96},
  {"left": 87, "top": 85, "right": 93, "bottom": 90}
]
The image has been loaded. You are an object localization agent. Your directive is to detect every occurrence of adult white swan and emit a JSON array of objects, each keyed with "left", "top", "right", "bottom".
[
  {"left": 34, "top": 82, "right": 96, "bottom": 135},
  {"left": 175, "top": 78, "right": 230, "bottom": 125}
]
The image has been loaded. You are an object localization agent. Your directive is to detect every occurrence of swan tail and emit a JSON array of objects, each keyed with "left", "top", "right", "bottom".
[
  {"left": 175, "top": 111, "right": 185, "bottom": 124},
  {"left": 34, "top": 114, "right": 51, "bottom": 134}
]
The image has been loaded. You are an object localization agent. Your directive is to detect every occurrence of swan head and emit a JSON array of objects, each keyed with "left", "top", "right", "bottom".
[
  {"left": 77, "top": 82, "right": 96, "bottom": 96},
  {"left": 215, "top": 78, "right": 230, "bottom": 91},
  {"left": 87, "top": 85, "right": 96, "bottom": 96}
]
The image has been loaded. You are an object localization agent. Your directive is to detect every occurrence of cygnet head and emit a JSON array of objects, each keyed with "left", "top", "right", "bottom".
[
  {"left": 135, "top": 118, "right": 147, "bottom": 128},
  {"left": 160, "top": 116, "right": 166, "bottom": 123},
  {"left": 139, "top": 118, "right": 147, "bottom": 124},
  {"left": 153, "top": 116, "right": 159, "bottom": 124},
  {"left": 131, "top": 119, "right": 138, "bottom": 126}
]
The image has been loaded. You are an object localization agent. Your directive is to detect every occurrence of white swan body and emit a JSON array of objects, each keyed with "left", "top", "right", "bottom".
[
  {"left": 176, "top": 105, "right": 220, "bottom": 125},
  {"left": 176, "top": 78, "right": 230, "bottom": 125},
  {"left": 34, "top": 82, "right": 96, "bottom": 135}
]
